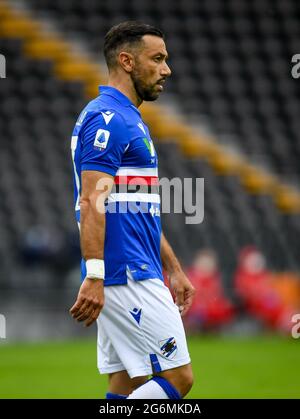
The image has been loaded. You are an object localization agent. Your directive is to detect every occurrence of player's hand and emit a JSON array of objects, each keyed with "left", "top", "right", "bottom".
[
  {"left": 169, "top": 270, "right": 195, "bottom": 317},
  {"left": 69, "top": 277, "right": 104, "bottom": 327}
]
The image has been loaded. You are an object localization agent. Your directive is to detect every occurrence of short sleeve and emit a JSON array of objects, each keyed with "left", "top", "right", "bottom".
[{"left": 80, "top": 111, "right": 129, "bottom": 176}]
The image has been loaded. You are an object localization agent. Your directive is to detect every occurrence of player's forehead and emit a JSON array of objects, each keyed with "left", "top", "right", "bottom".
[{"left": 140, "top": 35, "right": 168, "bottom": 58}]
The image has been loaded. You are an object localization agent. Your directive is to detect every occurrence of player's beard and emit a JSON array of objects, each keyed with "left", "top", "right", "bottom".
[{"left": 131, "top": 67, "right": 160, "bottom": 102}]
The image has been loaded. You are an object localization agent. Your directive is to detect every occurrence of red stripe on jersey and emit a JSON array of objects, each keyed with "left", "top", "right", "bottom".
[{"left": 114, "top": 176, "right": 159, "bottom": 185}]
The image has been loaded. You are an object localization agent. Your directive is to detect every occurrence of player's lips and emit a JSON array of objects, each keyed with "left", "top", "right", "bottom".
[{"left": 156, "top": 79, "right": 166, "bottom": 91}]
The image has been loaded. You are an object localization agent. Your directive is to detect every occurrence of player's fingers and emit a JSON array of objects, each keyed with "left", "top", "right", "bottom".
[
  {"left": 76, "top": 305, "right": 94, "bottom": 322},
  {"left": 186, "top": 288, "right": 195, "bottom": 303},
  {"left": 69, "top": 298, "right": 85, "bottom": 316},
  {"left": 181, "top": 296, "right": 194, "bottom": 317},
  {"left": 70, "top": 298, "right": 88, "bottom": 317},
  {"left": 175, "top": 288, "right": 185, "bottom": 313},
  {"left": 183, "top": 285, "right": 196, "bottom": 313},
  {"left": 182, "top": 287, "right": 196, "bottom": 314},
  {"left": 85, "top": 305, "right": 102, "bottom": 327},
  {"left": 72, "top": 300, "right": 92, "bottom": 319},
  {"left": 187, "top": 285, "right": 196, "bottom": 298},
  {"left": 175, "top": 288, "right": 184, "bottom": 307}
]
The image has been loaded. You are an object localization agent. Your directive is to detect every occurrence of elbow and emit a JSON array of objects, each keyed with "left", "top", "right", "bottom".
[
  {"left": 80, "top": 193, "right": 106, "bottom": 215},
  {"left": 80, "top": 196, "right": 91, "bottom": 210}
]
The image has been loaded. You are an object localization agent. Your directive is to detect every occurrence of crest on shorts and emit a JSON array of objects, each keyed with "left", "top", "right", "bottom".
[{"left": 159, "top": 337, "right": 177, "bottom": 359}]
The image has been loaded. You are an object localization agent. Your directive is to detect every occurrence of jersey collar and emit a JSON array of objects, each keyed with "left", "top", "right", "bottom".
[{"left": 99, "top": 85, "right": 141, "bottom": 115}]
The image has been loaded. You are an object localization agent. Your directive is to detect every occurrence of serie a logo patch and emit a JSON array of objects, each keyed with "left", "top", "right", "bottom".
[{"left": 94, "top": 129, "right": 110, "bottom": 150}]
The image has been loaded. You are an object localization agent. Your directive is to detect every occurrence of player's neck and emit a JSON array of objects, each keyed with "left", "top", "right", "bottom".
[{"left": 107, "top": 77, "right": 142, "bottom": 108}]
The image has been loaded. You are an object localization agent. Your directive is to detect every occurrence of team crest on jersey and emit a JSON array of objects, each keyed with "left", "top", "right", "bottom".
[
  {"left": 159, "top": 337, "right": 177, "bottom": 359},
  {"left": 94, "top": 129, "right": 110, "bottom": 150}
]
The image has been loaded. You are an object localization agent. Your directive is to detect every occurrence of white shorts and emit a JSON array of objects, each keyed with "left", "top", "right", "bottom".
[{"left": 96, "top": 273, "right": 191, "bottom": 378}]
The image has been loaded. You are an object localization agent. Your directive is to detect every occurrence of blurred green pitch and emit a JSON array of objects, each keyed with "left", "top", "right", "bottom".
[{"left": 0, "top": 336, "right": 299, "bottom": 398}]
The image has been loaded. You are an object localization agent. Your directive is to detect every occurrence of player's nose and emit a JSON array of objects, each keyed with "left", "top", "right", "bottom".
[{"left": 161, "top": 62, "right": 171, "bottom": 77}]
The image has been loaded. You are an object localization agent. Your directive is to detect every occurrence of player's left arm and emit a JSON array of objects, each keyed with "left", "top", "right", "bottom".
[{"left": 160, "top": 232, "right": 195, "bottom": 316}]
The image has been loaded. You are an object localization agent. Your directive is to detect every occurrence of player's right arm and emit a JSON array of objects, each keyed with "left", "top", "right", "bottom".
[
  {"left": 70, "top": 110, "right": 130, "bottom": 327},
  {"left": 70, "top": 170, "right": 114, "bottom": 327}
]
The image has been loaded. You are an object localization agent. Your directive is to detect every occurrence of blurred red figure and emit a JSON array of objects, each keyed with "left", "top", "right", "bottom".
[
  {"left": 234, "top": 246, "right": 296, "bottom": 333},
  {"left": 184, "top": 250, "right": 235, "bottom": 331}
]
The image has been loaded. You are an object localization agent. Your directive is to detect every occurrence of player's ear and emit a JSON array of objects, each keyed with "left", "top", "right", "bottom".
[{"left": 118, "top": 51, "right": 135, "bottom": 73}]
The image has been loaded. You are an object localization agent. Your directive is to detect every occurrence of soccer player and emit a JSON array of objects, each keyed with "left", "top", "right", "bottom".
[{"left": 70, "top": 21, "right": 195, "bottom": 399}]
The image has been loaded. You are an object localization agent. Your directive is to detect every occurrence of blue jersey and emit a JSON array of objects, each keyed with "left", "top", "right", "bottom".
[{"left": 71, "top": 86, "right": 163, "bottom": 286}]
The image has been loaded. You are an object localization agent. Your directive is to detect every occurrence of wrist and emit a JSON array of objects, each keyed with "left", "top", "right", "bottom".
[
  {"left": 86, "top": 259, "right": 105, "bottom": 280},
  {"left": 167, "top": 262, "right": 182, "bottom": 276}
]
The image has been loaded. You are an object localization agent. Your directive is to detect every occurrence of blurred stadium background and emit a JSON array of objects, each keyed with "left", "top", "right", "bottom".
[{"left": 0, "top": 0, "right": 299, "bottom": 398}]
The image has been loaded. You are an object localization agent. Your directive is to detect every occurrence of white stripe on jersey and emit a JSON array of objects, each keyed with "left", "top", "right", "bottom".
[
  {"left": 116, "top": 167, "right": 158, "bottom": 177},
  {"left": 71, "top": 136, "right": 80, "bottom": 211},
  {"left": 108, "top": 193, "right": 160, "bottom": 203}
]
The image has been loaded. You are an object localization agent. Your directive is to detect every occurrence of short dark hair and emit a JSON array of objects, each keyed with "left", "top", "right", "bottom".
[{"left": 104, "top": 21, "right": 164, "bottom": 69}]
